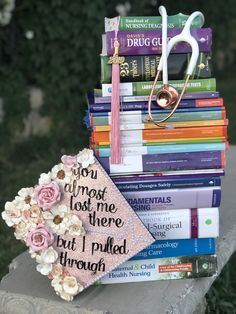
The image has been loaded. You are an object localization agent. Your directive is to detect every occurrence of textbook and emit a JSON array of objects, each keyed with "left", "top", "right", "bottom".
[
  {"left": 98, "top": 151, "right": 225, "bottom": 175},
  {"left": 104, "top": 28, "right": 212, "bottom": 56},
  {"left": 88, "top": 97, "right": 223, "bottom": 113},
  {"left": 101, "top": 78, "right": 216, "bottom": 97},
  {"left": 130, "top": 238, "right": 216, "bottom": 260},
  {"left": 123, "top": 186, "right": 221, "bottom": 210},
  {"left": 91, "top": 126, "right": 228, "bottom": 145},
  {"left": 101, "top": 52, "right": 212, "bottom": 83},
  {"left": 110, "top": 168, "right": 225, "bottom": 178},
  {"left": 98, "top": 255, "right": 217, "bottom": 284},
  {"left": 90, "top": 108, "right": 225, "bottom": 126},
  {"left": 92, "top": 119, "right": 227, "bottom": 132},
  {"left": 115, "top": 175, "right": 221, "bottom": 191},
  {"left": 92, "top": 137, "right": 226, "bottom": 148},
  {"left": 93, "top": 90, "right": 220, "bottom": 104},
  {"left": 104, "top": 13, "right": 204, "bottom": 32},
  {"left": 137, "top": 208, "right": 219, "bottom": 240},
  {"left": 94, "top": 142, "right": 226, "bottom": 157}
]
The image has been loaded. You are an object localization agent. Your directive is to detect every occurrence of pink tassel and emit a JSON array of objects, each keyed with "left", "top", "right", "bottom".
[{"left": 110, "top": 34, "right": 121, "bottom": 164}]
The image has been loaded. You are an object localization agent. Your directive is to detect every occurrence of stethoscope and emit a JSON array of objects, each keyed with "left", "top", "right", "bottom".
[{"left": 147, "top": 6, "right": 205, "bottom": 127}]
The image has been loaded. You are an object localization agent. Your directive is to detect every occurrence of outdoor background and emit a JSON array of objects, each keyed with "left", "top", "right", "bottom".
[{"left": 0, "top": 0, "right": 235, "bottom": 312}]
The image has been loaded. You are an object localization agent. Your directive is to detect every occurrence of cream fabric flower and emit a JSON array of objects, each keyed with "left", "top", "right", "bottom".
[
  {"left": 51, "top": 263, "right": 63, "bottom": 278},
  {"left": 35, "top": 247, "right": 58, "bottom": 276},
  {"left": 51, "top": 163, "right": 72, "bottom": 184},
  {"left": 17, "top": 187, "right": 37, "bottom": 205},
  {"left": 77, "top": 149, "right": 95, "bottom": 168},
  {"left": 43, "top": 204, "right": 70, "bottom": 235},
  {"left": 40, "top": 247, "right": 58, "bottom": 264},
  {"left": 58, "top": 291, "right": 74, "bottom": 302},
  {"left": 63, "top": 276, "right": 81, "bottom": 295},
  {"left": 51, "top": 275, "right": 63, "bottom": 293},
  {"left": 14, "top": 220, "right": 35, "bottom": 241},
  {"left": 36, "top": 263, "right": 53, "bottom": 275},
  {"left": 51, "top": 274, "right": 83, "bottom": 301},
  {"left": 2, "top": 201, "right": 22, "bottom": 227},
  {"left": 38, "top": 172, "right": 51, "bottom": 185},
  {"left": 68, "top": 214, "right": 85, "bottom": 236}
]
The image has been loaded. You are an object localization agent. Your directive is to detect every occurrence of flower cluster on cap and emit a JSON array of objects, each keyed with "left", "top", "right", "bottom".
[{"left": 1, "top": 148, "right": 95, "bottom": 301}]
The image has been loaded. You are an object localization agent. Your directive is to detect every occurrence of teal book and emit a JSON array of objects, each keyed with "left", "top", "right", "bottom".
[{"left": 90, "top": 107, "right": 225, "bottom": 126}]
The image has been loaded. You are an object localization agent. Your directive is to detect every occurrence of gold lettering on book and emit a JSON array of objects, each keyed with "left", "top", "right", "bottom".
[{"left": 108, "top": 56, "right": 125, "bottom": 65}]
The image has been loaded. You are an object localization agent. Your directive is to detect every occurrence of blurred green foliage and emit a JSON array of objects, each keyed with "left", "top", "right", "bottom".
[{"left": 0, "top": 0, "right": 235, "bottom": 312}]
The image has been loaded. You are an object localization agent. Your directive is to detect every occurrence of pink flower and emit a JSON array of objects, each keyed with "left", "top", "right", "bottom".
[
  {"left": 61, "top": 155, "right": 77, "bottom": 169},
  {"left": 26, "top": 224, "right": 54, "bottom": 252},
  {"left": 33, "top": 182, "right": 61, "bottom": 210}
]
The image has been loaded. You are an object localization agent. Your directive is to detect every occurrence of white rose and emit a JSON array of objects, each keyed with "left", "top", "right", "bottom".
[
  {"left": 36, "top": 263, "right": 52, "bottom": 276},
  {"left": 58, "top": 291, "right": 74, "bottom": 302},
  {"left": 77, "top": 149, "right": 95, "bottom": 168},
  {"left": 62, "top": 276, "right": 80, "bottom": 295},
  {"left": 40, "top": 247, "right": 58, "bottom": 264}
]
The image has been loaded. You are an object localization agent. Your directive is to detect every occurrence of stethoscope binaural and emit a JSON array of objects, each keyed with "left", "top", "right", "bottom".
[{"left": 147, "top": 6, "right": 205, "bottom": 127}]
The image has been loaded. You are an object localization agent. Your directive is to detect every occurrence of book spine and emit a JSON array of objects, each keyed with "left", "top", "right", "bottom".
[
  {"left": 91, "top": 126, "right": 227, "bottom": 145},
  {"left": 89, "top": 98, "right": 224, "bottom": 113},
  {"left": 93, "top": 119, "right": 227, "bottom": 132},
  {"left": 122, "top": 187, "right": 221, "bottom": 210},
  {"left": 90, "top": 109, "right": 224, "bottom": 126},
  {"left": 98, "top": 151, "right": 225, "bottom": 175},
  {"left": 130, "top": 238, "right": 216, "bottom": 260},
  {"left": 95, "top": 143, "right": 226, "bottom": 157},
  {"left": 102, "top": 78, "right": 216, "bottom": 97},
  {"left": 104, "top": 14, "right": 204, "bottom": 32},
  {"left": 99, "top": 255, "right": 217, "bottom": 284},
  {"left": 93, "top": 91, "right": 220, "bottom": 104},
  {"left": 105, "top": 28, "right": 212, "bottom": 56},
  {"left": 115, "top": 176, "right": 221, "bottom": 192},
  {"left": 137, "top": 208, "right": 219, "bottom": 240},
  {"left": 101, "top": 53, "right": 212, "bottom": 83}
]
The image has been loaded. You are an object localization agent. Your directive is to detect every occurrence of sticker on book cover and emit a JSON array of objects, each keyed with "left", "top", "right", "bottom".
[{"left": 2, "top": 148, "right": 154, "bottom": 301}]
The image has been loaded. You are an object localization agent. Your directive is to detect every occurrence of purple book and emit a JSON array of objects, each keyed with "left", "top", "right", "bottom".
[
  {"left": 105, "top": 28, "right": 212, "bottom": 56},
  {"left": 93, "top": 92, "right": 220, "bottom": 104},
  {"left": 122, "top": 187, "right": 221, "bottom": 211},
  {"left": 98, "top": 151, "right": 225, "bottom": 175}
]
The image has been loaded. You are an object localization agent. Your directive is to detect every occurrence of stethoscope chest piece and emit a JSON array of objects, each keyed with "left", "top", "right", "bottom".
[{"left": 156, "top": 85, "right": 179, "bottom": 109}]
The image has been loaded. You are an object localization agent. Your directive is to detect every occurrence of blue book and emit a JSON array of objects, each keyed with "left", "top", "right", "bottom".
[
  {"left": 115, "top": 176, "right": 221, "bottom": 192},
  {"left": 130, "top": 238, "right": 216, "bottom": 260},
  {"left": 90, "top": 106, "right": 224, "bottom": 117}
]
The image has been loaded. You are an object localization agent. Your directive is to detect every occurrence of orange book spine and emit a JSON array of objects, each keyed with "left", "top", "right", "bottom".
[{"left": 91, "top": 126, "right": 227, "bottom": 144}]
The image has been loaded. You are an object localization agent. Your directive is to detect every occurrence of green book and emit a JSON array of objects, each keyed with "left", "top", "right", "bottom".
[
  {"left": 105, "top": 13, "right": 204, "bottom": 32},
  {"left": 101, "top": 78, "right": 216, "bottom": 97},
  {"left": 101, "top": 53, "right": 212, "bottom": 83}
]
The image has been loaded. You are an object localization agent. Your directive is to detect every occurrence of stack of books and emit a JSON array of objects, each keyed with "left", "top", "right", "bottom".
[{"left": 85, "top": 13, "right": 228, "bottom": 283}]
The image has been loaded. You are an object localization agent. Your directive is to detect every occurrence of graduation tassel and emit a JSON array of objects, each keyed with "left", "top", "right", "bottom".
[{"left": 108, "top": 31, "right": 124, "bottom": 164}]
